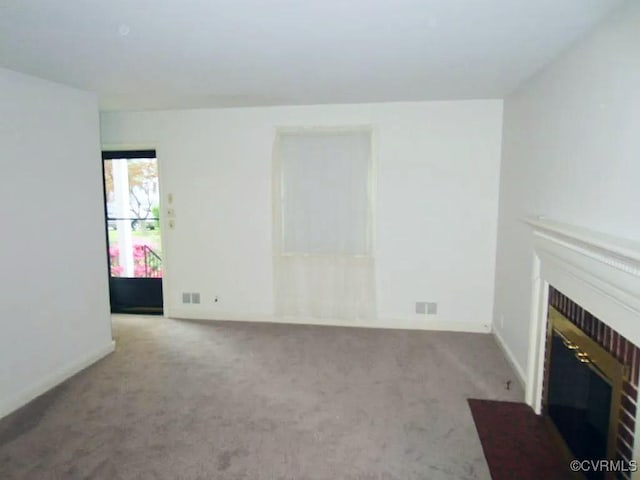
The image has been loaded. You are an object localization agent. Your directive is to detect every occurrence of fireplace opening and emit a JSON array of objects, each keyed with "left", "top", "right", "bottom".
[{"left": 545, "top": 305, "right": 628, "bottom": 479}]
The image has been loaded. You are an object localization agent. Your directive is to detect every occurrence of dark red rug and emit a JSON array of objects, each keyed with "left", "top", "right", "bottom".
[{"left": 468, "top": 399, "right": 572, "bottom": 480}]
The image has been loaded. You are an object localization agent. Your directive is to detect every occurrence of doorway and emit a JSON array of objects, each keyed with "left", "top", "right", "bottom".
[{"left": 102, "top": 150, "right": 163, "bottom": 314}]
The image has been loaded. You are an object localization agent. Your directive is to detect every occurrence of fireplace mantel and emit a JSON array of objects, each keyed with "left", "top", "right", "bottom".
[
  {"left": 524, "top": 217, "right": 640, "bottom": 463},
  {"left": 525, "top": 217, "right": 640, "bottom": 347},
  {"left": 525, "top": 217, "right": 640, "bottom": 266}
]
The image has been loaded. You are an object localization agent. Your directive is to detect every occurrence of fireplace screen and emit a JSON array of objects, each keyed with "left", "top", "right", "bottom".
[
  {"left": 546, "top": 307, "right": 627, "bottom": 478},
  {"left": 548, "top": 332, "right": 611, "bottom": 460}
]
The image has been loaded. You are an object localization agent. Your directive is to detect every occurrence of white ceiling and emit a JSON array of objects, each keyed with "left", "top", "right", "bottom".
[{"left": 0, "top": 0, "right": 623, "bottom": 111}]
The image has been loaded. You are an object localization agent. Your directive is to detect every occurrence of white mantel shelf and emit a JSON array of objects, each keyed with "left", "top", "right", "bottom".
[
  {"left": 524, "top": 217, "right": 640, "bottom": 265},
  {"left": 524, "top": 216, "right": 640, "bottom": 339}
]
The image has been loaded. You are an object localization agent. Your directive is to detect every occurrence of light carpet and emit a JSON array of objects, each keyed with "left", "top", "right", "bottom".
[{"left": 0, "top": 315, "right": 523, "bottom": 479}]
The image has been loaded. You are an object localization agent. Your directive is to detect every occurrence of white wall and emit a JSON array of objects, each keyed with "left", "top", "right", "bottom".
[
  {"left": 101, "top": 100, "right": 503, "bottom": 332},
  {"left": 493, "top": 1, "right": 640, "bottom": 379},
  {"left": 0, "top": 68, "right": 113, "bottom": 418}
]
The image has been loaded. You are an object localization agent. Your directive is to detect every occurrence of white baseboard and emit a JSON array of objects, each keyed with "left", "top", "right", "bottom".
[
  {"left": 0, "top": 340, "right": 116, "bottom": 420},
  {"left": 492, "top": 326, "right": 526, "bottom": 389},
  {"left": 167, "top": 308, "right": 491, "bottom": 333}
]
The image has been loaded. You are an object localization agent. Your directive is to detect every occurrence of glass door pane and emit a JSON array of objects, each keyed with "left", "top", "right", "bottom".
[{"left": 103, "top": 157, "right": 162, "bottom": 278}]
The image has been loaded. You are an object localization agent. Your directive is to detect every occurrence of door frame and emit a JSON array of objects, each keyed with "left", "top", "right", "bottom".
[{"left": 101, "top": 144, "right": 169, "bottom": 316}]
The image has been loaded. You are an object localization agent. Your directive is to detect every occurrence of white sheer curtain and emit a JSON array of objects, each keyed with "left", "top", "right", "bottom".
[{"left": 273, "top": 129, "right": 376, "bottom": 321}]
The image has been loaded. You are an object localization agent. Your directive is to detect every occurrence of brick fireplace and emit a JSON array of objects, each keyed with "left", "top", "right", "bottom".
[
  {"left": 524, "top": 218, "right": 640, "bottom": 469},
  {"left": 546, "top": 287, "right": 638, "bottom": 474}
]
